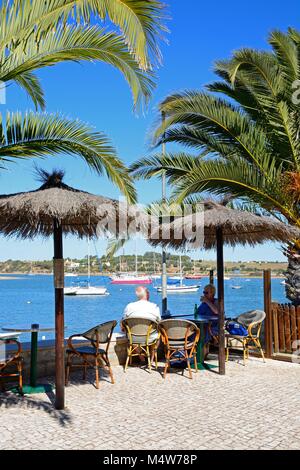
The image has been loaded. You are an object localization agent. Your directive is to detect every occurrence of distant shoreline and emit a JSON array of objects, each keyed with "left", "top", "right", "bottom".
[{"left": 0, "top": 272, "right": 285, "bottom": 280}]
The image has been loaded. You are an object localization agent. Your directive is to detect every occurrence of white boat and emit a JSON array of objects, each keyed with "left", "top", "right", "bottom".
[
  {"left": 65, "top": 272, "right": 77, "bottom": 277},
  {"left": 64, "top": 282, "right": 108, "bottom": 296},
  {"left": 151, "top": 274, "right": 161, "bottom": 280},
  {"left": 110, "top": 273, "right": 152, "bottom": 285},
  {"left": 224, "top": 276, "right": 231, "bottom": 280},
  {"left": 156, "top": 284, "right": 199, "bottom": 293},
  {"left": 231, "top": 285, "right": 242, "bottom": 290},
  {"left": 64, "top": 286, "right": 78, "bottom": 295},
  {"left": 156, "top": 255, "right": 199, "bottom": 293},
  {"left": 280, "top": 280, "right": 286, "bottom": 285},
  {"left": 64, "top": 237, "right": 109, "bottom": 296}
]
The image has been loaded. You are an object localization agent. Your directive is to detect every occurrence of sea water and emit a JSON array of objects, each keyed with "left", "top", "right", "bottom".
[{"left": 0, "top": 274, "right": 287, "bottom": 342}]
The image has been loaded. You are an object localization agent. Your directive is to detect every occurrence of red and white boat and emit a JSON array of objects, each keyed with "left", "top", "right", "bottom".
[
  {"left": 185, "top": 274, "right": 202, "bottom": 280},
  {"left": 110, "top": 273, "right": 152, "bottom": 285}
]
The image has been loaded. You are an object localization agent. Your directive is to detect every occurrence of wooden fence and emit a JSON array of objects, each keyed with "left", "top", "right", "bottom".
[
  {"left": 269, "top": 303, "right": 300, "bottom": 356},
  {"left": 263, "top": 270, "right": 299, "bottom": 361}
]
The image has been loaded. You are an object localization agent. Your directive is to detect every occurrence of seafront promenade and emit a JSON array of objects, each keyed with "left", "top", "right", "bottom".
[{"left": 1, "top": 357, "right": 299, "bottom": 450}]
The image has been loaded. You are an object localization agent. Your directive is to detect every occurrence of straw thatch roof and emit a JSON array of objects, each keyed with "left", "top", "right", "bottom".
[
  {"left": 149, "top": 200, "right": 299, "bottom": 250},
  {"left": 0, "top": 170, "right": 144, "bottom": 239}
]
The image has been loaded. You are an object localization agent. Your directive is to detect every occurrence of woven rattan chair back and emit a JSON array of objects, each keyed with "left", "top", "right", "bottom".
[
  {"left": 237, "top": 310, "right": 266, "bottom": 328},
  {"left": 122, "top": 317, "right": 158, "bottom": 346},
  {"left": 83, "top": 320, "right": 117, "bottom": 349},
  {"left": 159, "top": 319, "right": 198, "bottom": 348}
]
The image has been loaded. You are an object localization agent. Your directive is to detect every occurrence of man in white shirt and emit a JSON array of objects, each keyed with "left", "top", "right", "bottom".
[
  {"left": 122, "top": 286, "right": 161, "bottom": 364},
  {"left": 122, "top": 286, "right": 161, "bottom": 323}
]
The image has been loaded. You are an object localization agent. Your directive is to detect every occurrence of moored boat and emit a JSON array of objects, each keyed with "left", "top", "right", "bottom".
[
  {"left": 110, "top": 273, "right": 152, "bottom": 285},
  {"left": 156, "top": 284, "right": 200, "bottom": 293},
  {"left": 185, "top": 274, "right": 202, "bottom": 280},
  {"left": 64, "top": 281, "right": 108, "bottom": 296}
]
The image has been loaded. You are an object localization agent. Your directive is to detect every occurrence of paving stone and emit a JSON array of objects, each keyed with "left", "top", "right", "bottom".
[{"left": 0, "top": 357, "right": 300, "bottom": 450}]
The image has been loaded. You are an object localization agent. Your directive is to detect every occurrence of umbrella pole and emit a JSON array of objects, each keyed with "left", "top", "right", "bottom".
[
  {"left": 216, "top": 227, "right": 225, "bottom": 375},
  {"left": 53, "top": 219, "right": 65, "bottom": 409}
]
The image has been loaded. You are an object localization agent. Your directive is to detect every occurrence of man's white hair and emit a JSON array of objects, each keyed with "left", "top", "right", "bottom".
[{"left": 135, "top": 286, "right": 147, "bottom": 300}]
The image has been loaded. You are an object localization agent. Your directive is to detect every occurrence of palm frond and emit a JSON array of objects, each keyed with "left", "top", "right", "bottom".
[
  {"left": 170, "top": 156, "right": 296, "bottom": 223},
  {"left": 0, "top": 0, "right": 167, "bottom": 71},
  {"left": 106, "top": 237, "right": 127, "bottom": 257},
  {"left": 12, "top": 71, "right": 45, "bottom": 110},
  {"left": 130, "top": 152, "right": 200, "bottom": 182},
  {"left": 223, "top": 48, "right": 300, "bottom": 166},
  {"left": 0, "top": 111, "right": 136, "bottom": 203},
  {"left": 0, "top": 25, "right": 155, "bottom": 109},
  {"left": 156, "top": 91, "right": 281, "bottom": 175}
]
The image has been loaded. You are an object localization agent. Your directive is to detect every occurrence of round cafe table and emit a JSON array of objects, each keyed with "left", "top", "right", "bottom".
[{"left": 2, "top": 324, "right": 55, "bottom": 394}]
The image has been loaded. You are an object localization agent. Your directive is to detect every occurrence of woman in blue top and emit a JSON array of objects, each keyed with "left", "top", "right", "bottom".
[{"left": 197, "top": 284, "right": 219, "bottom": 355}]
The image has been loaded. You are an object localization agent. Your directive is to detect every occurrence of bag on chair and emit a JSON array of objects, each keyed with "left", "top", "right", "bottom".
[{"left": 226, "top": 321, "right": 248, "bottom": 336}]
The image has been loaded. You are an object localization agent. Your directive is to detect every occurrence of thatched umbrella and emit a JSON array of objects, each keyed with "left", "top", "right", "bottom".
[
  {"left": 0, "top": 170, "right": 143, "bottom": 409},
  {"left": 150, "top": 200, "right": 300, "bottom": 374}
]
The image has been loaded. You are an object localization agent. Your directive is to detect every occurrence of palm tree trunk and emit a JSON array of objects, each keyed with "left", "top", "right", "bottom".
[{"left": 285, "top": 243, "right": 300, "bottom": 306}]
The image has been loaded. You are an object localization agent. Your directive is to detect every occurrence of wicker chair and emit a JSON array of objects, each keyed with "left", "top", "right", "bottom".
[
  {"left": 0, "top": 338, "right": 23, "bottom": 393},
  {"left": 225, "top": 310, "right": 266, "bottom": 365},
  {"left": 159, "top": 319, "right": 200, "bottom": 379},
  {"left": 65, "top": 320, "right": 117, "bottom": 388},
  {"left": 122, "top": 318, "right": 160, "bottom": 372}
]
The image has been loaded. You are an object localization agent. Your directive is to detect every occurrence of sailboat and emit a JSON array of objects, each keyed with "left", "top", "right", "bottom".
[
  {"left": 110, "top": 244, "right": 152, "bottom": 285},
  {"left": 64, "top": 239, "right": 109, "bottom": 296},
  {"left": 151, "top": 252, "right": 161, "bottom": 280},
  {"left": 156, "top": 255, "right": 200, "bottom": 293}
]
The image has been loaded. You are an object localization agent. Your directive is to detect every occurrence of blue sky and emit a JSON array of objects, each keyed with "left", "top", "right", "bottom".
[{"left": 0, "top": 0, "right": 298, "bottom": 262}]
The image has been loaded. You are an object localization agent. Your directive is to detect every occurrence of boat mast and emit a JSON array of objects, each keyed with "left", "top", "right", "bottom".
[
  {"left": 179, "top": 254, "right": 183, "bottom": 287},
  {"left": 87, "top": 236, "right": 90, "bottom": 282},
  {"left": 135, "top": 239, "right": 138, "bottom": 275}
]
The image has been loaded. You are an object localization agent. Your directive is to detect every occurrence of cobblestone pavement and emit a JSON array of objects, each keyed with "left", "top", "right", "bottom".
[{"left": 1, "top": 357, "right": 300, "bottom": 450}]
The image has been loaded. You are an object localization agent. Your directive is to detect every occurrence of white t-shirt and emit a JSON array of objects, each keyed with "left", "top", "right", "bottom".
[{"left": 122, "top": 299, "right": 161, "bottom": 323}]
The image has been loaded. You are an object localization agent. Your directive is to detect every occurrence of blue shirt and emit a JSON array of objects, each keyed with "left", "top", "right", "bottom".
[{"left": 197, "top": 301, "right": 216, "bottom": 317}]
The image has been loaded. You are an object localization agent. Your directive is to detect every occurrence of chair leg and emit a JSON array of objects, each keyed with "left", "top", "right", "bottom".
[
  {"left": 255, "top": 339, "right": 266, "bottom": 362},
  {"left": 104, "top": 355, "right": 115, "bottom": 384},
  {"left": 154, "top": 349, "right": 158, "bottom": 370},
  {"left": 124, "top": 348, "right": 131, "bottom": 372},
  {"left": 147, "top": 347, "right": 152, "bottom": 373},
  {"left": 95, "top": 361, "right": 99, "bottom": 389},
  {"left": 187, "top": 357, "right": 193, "bottom": 379},
  {"left": 193, "top": 352, "right": 198, "bottom": 372},
  {"left": 18, "top": 362, "right": 23, "bottom": 394},
  {"left": 108, "top": 364, "right": 115, "bottom": 384},
  {"left": 65, "top": 354, "right": 70, "bottom": 386},
  {"left": 243, "top": 341, "right": 246, "bottom": 366},
  {"left": 163, "top": 350, "right": 170, "bottom": 379},
  {"left": 225, "top": 338, "right": 229, "bottom": 362}
]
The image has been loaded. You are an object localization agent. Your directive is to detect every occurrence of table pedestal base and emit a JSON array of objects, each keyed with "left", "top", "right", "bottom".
[
  {"left": 11, "top": 384, "right": 53, "bottom": 394},
  {"left": 191, "top": 361, "right": 218, "bottom": 370}
]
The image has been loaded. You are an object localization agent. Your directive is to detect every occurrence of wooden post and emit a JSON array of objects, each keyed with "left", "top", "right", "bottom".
[
  {"left": 216, "top": 227, "right": 225, "bottom": 375},
  {"left": 53, "top": 219, "right": 65, "bottom": 410},
  {"left": 263, "top": 269, "right": 272, "bottom": 358},
  {"left": 209, "top": 269, "right": 214, "bottom": 285},
  {"left": 161, "top": 111, "right": 168, "bottom": 316}
]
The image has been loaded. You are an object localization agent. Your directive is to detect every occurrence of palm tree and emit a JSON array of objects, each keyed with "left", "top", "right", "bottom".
[
  {"left": 130, "top": 28, "right": 300, "bottom": 303},
  {"left": 0, "top": 0, "right": 167, "bottom": 202}
]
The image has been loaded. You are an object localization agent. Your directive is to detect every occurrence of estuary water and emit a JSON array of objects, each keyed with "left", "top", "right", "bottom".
[{"left": 0, "top": 274, "right": 287, "bottom": 342}]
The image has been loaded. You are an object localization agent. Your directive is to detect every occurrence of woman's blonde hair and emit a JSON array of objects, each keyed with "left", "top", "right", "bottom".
[{"left": 204, "top": 284, "right": 216, "bottom": 296}]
